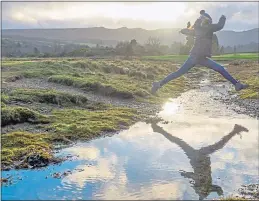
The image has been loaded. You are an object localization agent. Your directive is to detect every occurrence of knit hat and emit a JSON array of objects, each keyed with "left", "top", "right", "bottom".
[{"left": 200, "top": 10, "right": 212, "bottom": 23}]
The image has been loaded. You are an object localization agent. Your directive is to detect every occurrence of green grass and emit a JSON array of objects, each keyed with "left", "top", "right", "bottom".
[
  {"left": 1, "top": 106, "right": 50, "bottom": 127},
  {"left": 219, "top": 197, "right": 247, "bottom": 200},
  {"left": 1, "top": 106, "right": 139, "bottom": 169},
  {"left": 1, "top": 132, "right": 54, "bottom": 169},
  {"left": 49, "top": 107, "right": 138, "bottom": 141},
  {"left": 2, "top": 58, "right": 189, "bottom": 103},
  {"left": 239, "top": 77, "right": 259, "bottom": 99},
  {"left": 1, "top": 70, "right": 143, "bottom": 168},
  {"left": 3, "top": 56, "right": 256, "bottom": 101},
  {"left": 6, "top": 88, "right": 88, "bottom": 106},
  {"left": 48, "top": 74, "right": 136, "bottom": 98},
  {"left": 143, "top": 55, "right": 188, "bottom": 62},
  {"left": 143, "top": 53, "right": 259, "bottom": 62},
  {"left": 1, "top": 102, "right": 140, "bottom": 169}
]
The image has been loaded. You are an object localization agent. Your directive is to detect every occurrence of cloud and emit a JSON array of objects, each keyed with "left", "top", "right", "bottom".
[
  {"left": 96, "top": 181, "right": 185, "bottom": 199},
  {"left": 181, "top": 2, "right": 258, "bottom": 30},
  {"left": 65, "top": 146, "right": 100, "bottom": 160},
  {"left": 2, "top": 2, "right": 258, "bottom": 30},
  {"left": 63, "top": 157, "right": 117, "bottom": 188}
]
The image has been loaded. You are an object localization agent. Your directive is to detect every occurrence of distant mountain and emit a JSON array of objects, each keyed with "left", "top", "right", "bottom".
[
  {"left": 216, "top": 28, "right": 259, "bottom": 47},
  {"left": 2, "top": 27, "right": 185, "bottom": 47},
  {"left": 2, "top": 27, "right": 259, "bottom": 47}
]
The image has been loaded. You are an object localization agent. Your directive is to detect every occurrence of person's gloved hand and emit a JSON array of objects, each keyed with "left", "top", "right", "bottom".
[
  {"left": 187, "top": 21, "right": 191, "bottom": 28},
  {"left": 220, "top": 15, "right": 226, "bottom": 19}
]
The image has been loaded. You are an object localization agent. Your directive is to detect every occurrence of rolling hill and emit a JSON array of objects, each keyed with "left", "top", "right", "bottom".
[{"left": 3, "top": 27, "right": 258, "bottom": 47}]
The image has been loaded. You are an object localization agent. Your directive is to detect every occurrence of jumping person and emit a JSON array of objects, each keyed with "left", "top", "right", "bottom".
[{"left": 151, "top": 10, "right": 249, "bottom": 94}]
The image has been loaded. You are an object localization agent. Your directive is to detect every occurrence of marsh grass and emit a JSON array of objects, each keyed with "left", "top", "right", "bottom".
[
  {"left": 1, "top": 102, "right": 139, "bottom": 169},
  {"left": 2, "top": 57, "right": 256, "bottom": 169},
  {"left": 2, "top": 58, "right": 188, "bottom": 102},
  {"left": 7, "top": 88, "right": 88, "bottom": 106},
  {"left": 1, "top": 106, "right": 50, "bottom": 127}
]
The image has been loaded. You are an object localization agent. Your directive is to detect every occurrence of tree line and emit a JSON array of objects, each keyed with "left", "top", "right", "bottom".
[{"left": 2, "top": 36, "right": 257, "bottom": 58}]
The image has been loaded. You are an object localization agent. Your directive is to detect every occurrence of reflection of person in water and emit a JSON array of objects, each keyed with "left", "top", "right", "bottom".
[{"left": 149, "top": 120, "right": 249, "bottom": 200}]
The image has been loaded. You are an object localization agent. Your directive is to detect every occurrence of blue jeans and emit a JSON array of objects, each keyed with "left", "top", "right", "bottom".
[{"left": 160, "top": 55, "right": 238, "bottom": 86}]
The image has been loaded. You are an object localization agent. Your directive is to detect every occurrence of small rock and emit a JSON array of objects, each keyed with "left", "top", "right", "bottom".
[
  {"left": 1, "top": 178, "right": 9, "bottom": 183},
  {"left": 52, "top": 172, "right": 61, "bottom": 179},
  {"left": 27, "top": 153, "right": 50, "bottom": 168}
]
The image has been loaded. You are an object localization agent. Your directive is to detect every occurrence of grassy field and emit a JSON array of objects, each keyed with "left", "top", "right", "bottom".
[
  {"left": 2, "top": 58, "right": 194, "bottom": 103},
  {"left": 1, "top": 57, "right": 193, "bottom": 169},
  {"left": 143, "top": 53, "right": 259, "bottom": 62},
  {"left": 1, "top": 56, "right": 258, "bottom": 169}
]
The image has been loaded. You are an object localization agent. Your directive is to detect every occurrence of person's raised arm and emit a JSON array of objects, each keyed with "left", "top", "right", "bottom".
[
  {"left": 180, "top": 28, "right": 195, "bottom": 36},
  {"left": 210, "top": 15, "right": 226, "bottom": 32},
  {"left": 150, "top": 122, "right": 195, "bottom": 156}
]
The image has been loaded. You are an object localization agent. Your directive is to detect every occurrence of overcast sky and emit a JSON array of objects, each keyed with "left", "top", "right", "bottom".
[{"left": 2, "top": 1, "right": 259, "bottom": 31}]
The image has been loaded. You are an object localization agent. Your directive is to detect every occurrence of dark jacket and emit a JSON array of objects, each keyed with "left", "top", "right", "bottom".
[{"left": 180, "top": 15, "right": 226, "bottom": 58}]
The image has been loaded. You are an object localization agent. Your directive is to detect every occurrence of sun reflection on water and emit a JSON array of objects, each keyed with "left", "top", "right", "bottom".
[{"left": 161, "top": 100, "right": 180, "bottom": 115}]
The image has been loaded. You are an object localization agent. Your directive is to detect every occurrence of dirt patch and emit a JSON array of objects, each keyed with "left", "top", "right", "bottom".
[
  {"left": 1, "top": 122, "right": 53, "bottom": 134},
  {"left": 208, "top": 82, "right": 259, "bottom": 118},
  {"left": 5, "top": 75, "right": 24, "bottom": 82}
]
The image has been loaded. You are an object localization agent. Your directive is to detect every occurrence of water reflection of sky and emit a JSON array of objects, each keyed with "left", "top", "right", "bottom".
[{"left": 2, "top": 114, "right": 258, "bottom": 200}]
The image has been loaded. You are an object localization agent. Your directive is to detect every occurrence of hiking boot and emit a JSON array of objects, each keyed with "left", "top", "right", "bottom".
[
  {"left": 151, "top": 81, "right": 161, "bottom": 94},
  {"left": 235, "top": 82, "right": 249, "bottom": 91}
]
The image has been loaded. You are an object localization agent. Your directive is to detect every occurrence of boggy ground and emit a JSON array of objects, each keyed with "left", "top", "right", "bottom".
[
  {"left": 1, "top": 57, "right": 258, "bottom": 170},
  {"left": 208, "top": 60, "right": 259, "bottom": 118}
]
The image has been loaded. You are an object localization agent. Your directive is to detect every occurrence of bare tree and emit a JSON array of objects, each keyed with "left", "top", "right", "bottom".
[
  {"left": 234, "top": 46, "right": 237, "bottom": 55},
  {"left": 33, "top": 47, "right": 40, "bottom": 55},
  {"left": 145, "top": 37, "right": 161, "bottom": 55},
  {"left": 220, "top": 46, "right": 224, "bottom": 55},
  {"left": 146, "top": 37, "right": 161, "bottom": 48},
  {"left": 212, "top": 34, "right": 220, "bottom": 55}
]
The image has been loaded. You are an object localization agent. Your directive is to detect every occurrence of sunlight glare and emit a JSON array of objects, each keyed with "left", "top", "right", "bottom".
[
  {"left": 38, "top": 2, "right": 186, "bottom": 23},
  {"left": 162, "top": 101, "right": 180, "bottom": 115}
]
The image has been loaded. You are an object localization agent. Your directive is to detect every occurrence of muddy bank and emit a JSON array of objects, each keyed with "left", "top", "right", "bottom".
[
  {"left": 2, "top": 78, "right": 162, "bottom": 115},
  {"left": 4, "top": 77, "right": 258, "bottom": 118},
  {"left": 216, "top": 96, "right": 258, "bottom": 118},
  {"left": 206, "top": 82, "right": 259, "bottom": 118}
]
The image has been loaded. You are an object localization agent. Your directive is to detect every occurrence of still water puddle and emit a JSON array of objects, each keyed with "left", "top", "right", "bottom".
[{"left": 2, "top": 88, "right": 258, "bottom": 200}]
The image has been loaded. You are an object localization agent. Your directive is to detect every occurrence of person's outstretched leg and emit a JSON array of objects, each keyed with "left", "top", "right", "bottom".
[
  {"left": 199, "top": 57, "right": 248, "bottom": 91},
  {"left": 151, "top": 55, "right": 197, "bottom": 94}
]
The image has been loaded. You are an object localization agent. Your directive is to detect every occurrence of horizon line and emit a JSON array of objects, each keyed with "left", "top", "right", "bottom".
[{"left": 2, "top": 26, "right": 258, "bottom": 32}]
